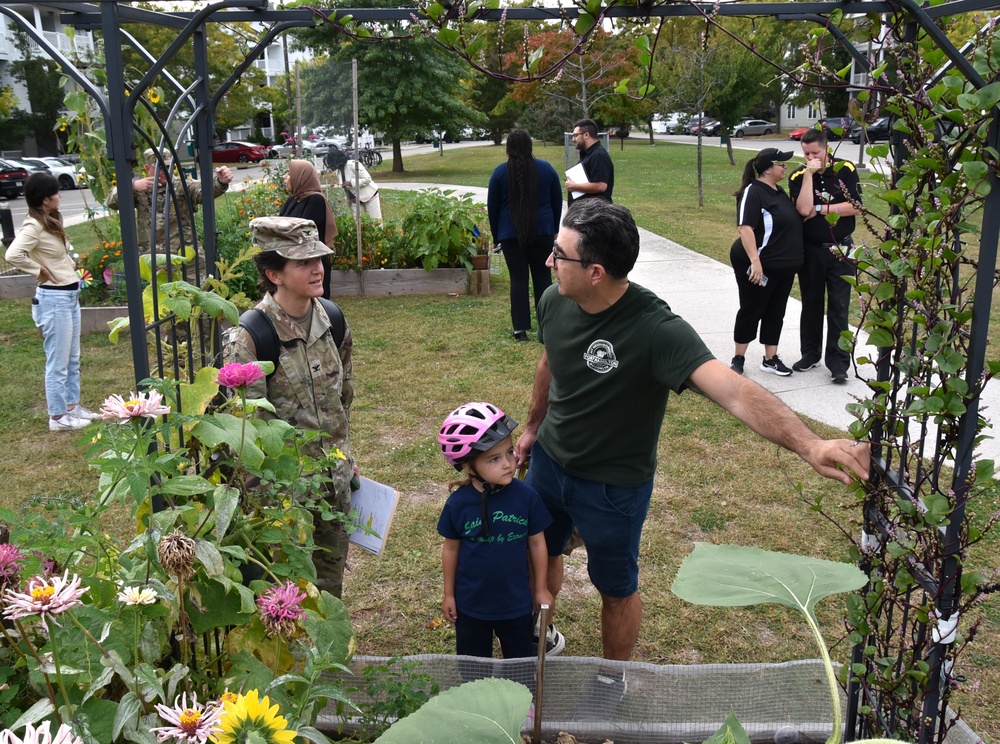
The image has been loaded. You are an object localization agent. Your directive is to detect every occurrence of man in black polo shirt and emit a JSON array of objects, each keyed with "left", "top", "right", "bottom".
[
  {"left": 565, "top": 118, "right": 614, "bottom": 204},
  {"left": 788, "top": 129, "right": 863, "bottom": 384}
]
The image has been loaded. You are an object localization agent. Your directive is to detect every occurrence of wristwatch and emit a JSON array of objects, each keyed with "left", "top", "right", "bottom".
[{"left": 815, "top": 205, "right": 823, "bottom": 214}]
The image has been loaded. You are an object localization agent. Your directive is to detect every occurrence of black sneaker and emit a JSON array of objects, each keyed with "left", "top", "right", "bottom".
[
  {"left": 512, "top": 330, "right": 529, "bottom": 342},
  {"left": 792, "top": 356, "right": 821, "bottom": 372},
  {"left": 574, "top": 668, "right": 628, "bottom": 721},
  {"left": 832, "top": 371, "right": 848, "bottom": 384},
  {"left": 531, "top": 622, "right": 566, "bottom": 656},
  {"left": 730, "top": 355, "right": 745, "bottom": 375},
  {"left": 761, "top": 355, "right": 793, "bottom": 376}
]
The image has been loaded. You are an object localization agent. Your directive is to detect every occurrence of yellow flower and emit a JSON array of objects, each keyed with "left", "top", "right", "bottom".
[
  {"left": 212, "top": 690, "right": 296, "bottom": 744},
  {"left": 149, "top": 89, "right": 162, "bottom": 104}
]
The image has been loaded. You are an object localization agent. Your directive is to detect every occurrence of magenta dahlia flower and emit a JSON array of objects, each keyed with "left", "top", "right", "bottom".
[
  {"left": 151, "top": 692, "right": 224, "bottom": 744},
  {"left": 216, "top": 362, "right": 266, "bottom": 390},
  {"left": 256, "top": 581, "right": 307, "bottom": 637},
  {"left": 2, "top": 570, "right": 88, "bottom": 625},
  {"left": 100, "top": 390, "right": 171, "bottom": 421}
]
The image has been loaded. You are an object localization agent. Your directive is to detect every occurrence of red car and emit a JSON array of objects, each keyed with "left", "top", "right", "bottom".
[
  {"left": 788, "top": 118, "right": 850, "bottom": 141},
  {"left": 0, "top": 159, "right": 28, "bottom": 199},
  {"left": 211, "top": 141, "right": 267, "bottom": 163}
]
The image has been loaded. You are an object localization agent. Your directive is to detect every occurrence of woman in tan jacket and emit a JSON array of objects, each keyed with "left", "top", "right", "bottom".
[{"left": 4, "top": 172, "right": 100, "bottom": 431}]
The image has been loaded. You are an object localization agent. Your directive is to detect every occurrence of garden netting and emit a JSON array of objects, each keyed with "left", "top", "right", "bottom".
[{"left": 316, "top": 654, "right": 983, "bottom": 743}]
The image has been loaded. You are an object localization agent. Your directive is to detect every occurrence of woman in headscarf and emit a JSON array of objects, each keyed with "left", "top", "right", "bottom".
[{"left": 280, "top": 159, "right": 338, "bottom": 298}]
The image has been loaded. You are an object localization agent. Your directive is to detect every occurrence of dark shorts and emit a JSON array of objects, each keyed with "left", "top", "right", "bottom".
[{"left": 525, "top": 442, "right": 652, "bottom": 598}]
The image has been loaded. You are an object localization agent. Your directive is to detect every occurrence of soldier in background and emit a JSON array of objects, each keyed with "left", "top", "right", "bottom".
[
  {"left": 106, "top": 148, "right": 233, "bottom": 262},
  {"left": 224, "top": 216, "right": 358, "bottom": 597}
]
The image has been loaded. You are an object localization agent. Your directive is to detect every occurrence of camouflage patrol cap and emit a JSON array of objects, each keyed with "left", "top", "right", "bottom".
[
  {"left": 143, "top": 148, "right": 166, "bottom": 167},
  {"left": 250, "top": 216, "right": 333, "bottom": 259}
]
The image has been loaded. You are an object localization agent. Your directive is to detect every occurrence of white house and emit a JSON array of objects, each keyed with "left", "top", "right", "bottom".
[{"left": 0, "top": 4, "right": 95, "bottom": 155}]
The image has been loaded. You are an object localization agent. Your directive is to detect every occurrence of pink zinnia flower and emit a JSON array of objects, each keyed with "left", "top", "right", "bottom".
[
  {"left": 0, "top": 721, "right": 83, "bottom": 744},
  {"left": 100, "top": 390, "right": 171, "bottom": 421},
  {"left": 216, "top": 362, "right": 266, "bottom": 390},
  {"left": 0, "top": 543, "right": 24, "bottom": 587},
  {"left": 2, "top": 570, "right": 88, "bottom": 625},
  {"left": 256, "top": 581, "right": 307, "bottom": 637},
  {"left": 151, "top": 693, "right": 224, "bottom": 744}
]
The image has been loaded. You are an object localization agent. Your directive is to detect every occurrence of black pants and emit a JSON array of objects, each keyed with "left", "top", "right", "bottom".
[
  {"left": 798, "top": 242, "right": 854, "bottom": 375},
  {"left": 455, "top": 611, "right": 534, "bottom": 658},
  {"left": 732, "top": 263, "right": 797, "bottom": 347},
  {"left": 500, "top": 236, "right": 553, "bottom": 332}
]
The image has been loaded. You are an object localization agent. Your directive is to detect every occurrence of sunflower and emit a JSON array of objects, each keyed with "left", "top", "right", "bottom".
[{"left": 212, "top": 690, "right": 295, "bottom": 744}]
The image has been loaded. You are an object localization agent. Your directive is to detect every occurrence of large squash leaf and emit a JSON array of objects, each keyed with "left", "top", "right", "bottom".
[
  {"left": 671, "top": 542, "right": 866, "bottom": 620},
  {"left": 374, "top": 678, "right": 530, "bottom": 744}
]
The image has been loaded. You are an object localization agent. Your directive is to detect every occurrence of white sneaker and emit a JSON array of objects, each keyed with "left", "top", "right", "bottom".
[
  {"left": 67, "top": 404, "right": 100, "bottom": 421},
  {"left": 49, "top": 415, "right": 89, "bottom": 431}
]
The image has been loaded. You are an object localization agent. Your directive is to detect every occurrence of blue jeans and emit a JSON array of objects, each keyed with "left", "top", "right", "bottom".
[
  {"left": 525, "top": 442, "right": 653, "bottom": 598},
  {"left": 32, "top": 288, "right": 82, "bottom": 417}
]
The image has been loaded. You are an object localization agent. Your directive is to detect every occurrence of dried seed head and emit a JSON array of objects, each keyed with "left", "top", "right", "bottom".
[{"left": 158, "top": 531, "right": 196, "bottom": 580}]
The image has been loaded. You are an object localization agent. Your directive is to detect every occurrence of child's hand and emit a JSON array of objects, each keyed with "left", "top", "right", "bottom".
[
  {"left": 442, "top": 597, "right": 457, "bottom": 623},
  {"left": 533, "top": 589, "right": 553, "bottom": 614}
]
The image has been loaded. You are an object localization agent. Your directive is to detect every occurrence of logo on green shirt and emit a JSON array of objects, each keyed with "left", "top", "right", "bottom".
[{"left": 583, "top": 339, "right": 619, "bottom": 374}]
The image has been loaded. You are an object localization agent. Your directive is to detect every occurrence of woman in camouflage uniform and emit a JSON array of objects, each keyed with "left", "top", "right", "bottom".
[{"left": 226, "top": 216, "right": 356, "bottom": 597}]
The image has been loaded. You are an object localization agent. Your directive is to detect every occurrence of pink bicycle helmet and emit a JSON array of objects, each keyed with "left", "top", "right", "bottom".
[{"left": 438, "top": 402, "right": 518, "bottom": 467}]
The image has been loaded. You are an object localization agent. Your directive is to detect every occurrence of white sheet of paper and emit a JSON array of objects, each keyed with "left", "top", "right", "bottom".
[
  {"left": 348, "top": 477, "right": 399, "bottom": 555},
  {"left": 565, "top": 163, "right": 589, "bottom": 196}
]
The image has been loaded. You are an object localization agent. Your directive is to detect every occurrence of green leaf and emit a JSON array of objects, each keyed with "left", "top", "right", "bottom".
[
  {"left": 193, "top": 538, "right": 226, "bottom": 576},
  {"left": 192, "top": 414, "right": 265, "bottom": 469},
  {"left": 108, "top": 315, "right": 130, "bottom": 344},
  {"left": 575, "top": 12, "right": 597, "bottom": 36},
  {"left": 374, "top": 678, "right": 531, "bottom": 744},
  {"left": 705, "top": 710, "right": 752, "bottom": 744},
  {"left": 113, "top": 692, "right": 142, "bottom": 741},
  {"left": 180, "top": 365, "right": 223, "bottom": 417},
  {"left": 10, "top": 698, "right": 55, "bottom": 730},
  {"left": 867, "top": 329, "right": 895, "bottom": 348},
  {"left": 437, "top": 27, "right": 460, "bottom": 46},
  {"left": 159, "top": 475, "right": 215, "bottom": 496},
  {"left": 185, "top": 578, "right": 255, "bottom": 634},
  {"left": 296, "top": 727, "right": 334, "bottom": 744},
  {"left": 212, "top": 485, "right": 241, "bottom": 540},
  {"left": 671, "top": 542, "right": 866, "bottom": 619}
]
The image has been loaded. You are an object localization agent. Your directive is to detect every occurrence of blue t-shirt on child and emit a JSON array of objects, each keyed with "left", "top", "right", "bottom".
[{"left": 437, "top": 479, "right": 552, "bottom": 621}]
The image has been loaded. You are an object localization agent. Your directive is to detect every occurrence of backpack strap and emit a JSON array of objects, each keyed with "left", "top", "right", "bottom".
[{"left": 237, "top": 299, "right": 346, "bottom": 378}]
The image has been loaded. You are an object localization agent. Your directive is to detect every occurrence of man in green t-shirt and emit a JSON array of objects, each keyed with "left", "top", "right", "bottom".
[{"left": 516, "top": 200, "right": 870, "bottom": 705}]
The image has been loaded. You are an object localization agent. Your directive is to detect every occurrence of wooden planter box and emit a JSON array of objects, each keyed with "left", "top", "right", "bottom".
[
  {"left": 0, "top": 268, "right": 490, "bottom": 336},
  {"left": 329, "top": 267, "right": 489, "bottom": 297}
]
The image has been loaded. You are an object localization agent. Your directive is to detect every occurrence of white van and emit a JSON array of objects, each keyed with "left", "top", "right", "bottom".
[{"left": 653, "top": 113, "right": 687, "bottom": 134}]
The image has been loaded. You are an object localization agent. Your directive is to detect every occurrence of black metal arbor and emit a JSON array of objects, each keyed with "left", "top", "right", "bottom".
[{"left": 2, "top": 1, "right": 999, "bottom": 742}]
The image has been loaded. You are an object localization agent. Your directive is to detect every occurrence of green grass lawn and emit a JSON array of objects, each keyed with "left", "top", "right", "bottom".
[{"left": 3, "top": 139, "right": 998, "bottom": 742}]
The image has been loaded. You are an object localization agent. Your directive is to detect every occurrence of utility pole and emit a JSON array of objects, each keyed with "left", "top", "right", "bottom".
[
  {"left": 282, "top": 36, "right": 295, "bottom": 151},
  {"left": 295, "top": 60, "right": 303, "bottom": 149}
]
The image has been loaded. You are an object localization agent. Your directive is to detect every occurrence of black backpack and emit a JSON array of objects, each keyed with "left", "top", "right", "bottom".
[{"left": 237, "top": 298, "right": 346, "bottom": 378}]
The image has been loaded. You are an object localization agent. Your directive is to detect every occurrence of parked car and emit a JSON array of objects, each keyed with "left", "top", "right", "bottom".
[
  {"left": 0, "top": 159, "right": 29, "bottom": 198},
  {"left": 301, "top": 136, "right": 347, "bottom": 157},
  {"left": 688, "top": 118, "right": 721, "bottom": 136},
  {"left": 733, "top": 119, "right": 777, "bottom": 137},
  {"left": 267, "top": 141, "right": 298, "bottom": 158},
  {"left": 848, "top": 116, "right": 892, "bottom": 144},
  {"left": 652, "top": 112, "right": 687, "bottom": 134},
  {"left": 788, "top": 117, "right": 851, "bottom": 142},
  {"left": 211, "top": 141, "right": 267, "bottom": 163},
  {"left": 22, "top": 157, "right": 80, "bottom": 190},
  {"left": 5, "top": 158, "right": 48, "bottom": 175}
]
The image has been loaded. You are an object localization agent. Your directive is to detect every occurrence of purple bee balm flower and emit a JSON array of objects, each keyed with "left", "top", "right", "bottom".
[
  {"left": 256, "top": 581, "right": 307, "bottom": 637},
  {"left": 216, "top": 362, "right": 267, "bottom": 390},
  {"left": 2, "top": 570, "right": 88, "bottom": 626}
]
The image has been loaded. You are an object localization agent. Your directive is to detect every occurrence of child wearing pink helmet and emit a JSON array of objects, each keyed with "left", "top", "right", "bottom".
[{"left": 437, "top": 402, "right": 552, "bottom": 658}]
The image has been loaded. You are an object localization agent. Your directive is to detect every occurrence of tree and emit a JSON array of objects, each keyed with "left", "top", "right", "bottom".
[
  {"left": 297, "top": 30, "right": 481, "bottom": 172},
  {"left": 9, "top": 31, "right": 66, "bottom": 155},
  {"left": 121, "top": 13, "right": 266, "bottom": 141}
]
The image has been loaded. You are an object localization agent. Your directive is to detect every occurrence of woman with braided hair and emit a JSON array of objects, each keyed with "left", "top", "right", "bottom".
[{"left": 487, "top": 129, "right": 562, "bottom": 341}]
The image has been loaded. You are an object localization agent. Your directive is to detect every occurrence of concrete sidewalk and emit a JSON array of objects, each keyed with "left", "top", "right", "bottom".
[{"left": 382, "top": 181, "right": 999, "bottom": 463}]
